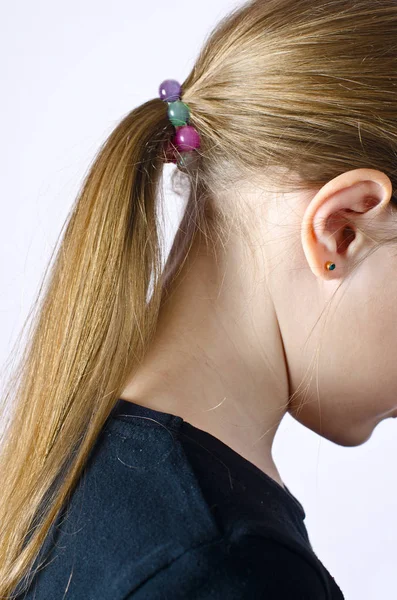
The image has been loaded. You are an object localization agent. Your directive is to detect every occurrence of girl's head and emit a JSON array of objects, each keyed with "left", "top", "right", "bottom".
[
  {"left": 247, "top": 167, "right": 397, "bottom": 448},
  {"left": 1, "top": 0, "right": 396, "bottom": 596},
  {"left": 170, "top": 0, "right": 397, "bottom": 447}
]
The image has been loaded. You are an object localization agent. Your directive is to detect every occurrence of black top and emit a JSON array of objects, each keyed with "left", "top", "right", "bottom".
[{"left": 20, "top": 398, "right": 345, "bottom": 599}]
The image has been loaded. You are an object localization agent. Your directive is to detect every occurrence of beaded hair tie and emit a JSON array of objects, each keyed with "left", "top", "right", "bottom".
[{"left": 159, "top": 79, "right": 201, "bottom": 167}]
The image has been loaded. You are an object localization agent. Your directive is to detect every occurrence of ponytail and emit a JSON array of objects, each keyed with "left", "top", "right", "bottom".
[{"left": 0, "top": 98, "right": 179, "bottom": 597}]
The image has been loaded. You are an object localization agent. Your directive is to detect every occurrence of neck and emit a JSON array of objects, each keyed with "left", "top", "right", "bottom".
[{"left": 120, "top": 228, "right": 290, "bottom": 489}]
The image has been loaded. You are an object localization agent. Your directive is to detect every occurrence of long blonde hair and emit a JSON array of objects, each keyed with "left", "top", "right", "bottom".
[{"left": 1, "top": 0, "right": 397, "bottom": 596}]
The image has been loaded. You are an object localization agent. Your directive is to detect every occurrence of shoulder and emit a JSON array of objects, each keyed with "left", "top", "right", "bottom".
[{"left": 126, "top": 534, "right": 331, "bottom": 599}]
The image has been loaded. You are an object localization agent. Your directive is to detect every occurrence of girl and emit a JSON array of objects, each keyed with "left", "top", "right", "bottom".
[{"left": 1, "top": 0, "right": 396, "bottom": 597}]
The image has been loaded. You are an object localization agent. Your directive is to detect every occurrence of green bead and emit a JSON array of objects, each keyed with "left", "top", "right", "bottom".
[{"left": 168, "top": 101, "right": 190, "bottom": 127}]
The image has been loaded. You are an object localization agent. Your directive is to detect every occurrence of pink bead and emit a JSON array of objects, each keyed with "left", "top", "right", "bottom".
[{"left": 174, "top": 126, "right": 201, "bottom": 152}]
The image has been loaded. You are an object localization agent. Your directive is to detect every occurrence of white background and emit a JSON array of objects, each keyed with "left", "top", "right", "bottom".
[{"left": 1, "top": 2, "right": 396, "bottom": 598}]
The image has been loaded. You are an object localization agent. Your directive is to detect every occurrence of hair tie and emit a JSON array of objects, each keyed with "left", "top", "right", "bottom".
[{"left": 158, "top": 79, "right": 201, "bottom": 166}]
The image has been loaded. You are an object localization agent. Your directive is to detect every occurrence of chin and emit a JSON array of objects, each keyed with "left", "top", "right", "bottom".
[
  {"left": 324, "top": 429, "right": 373, "bottom": 448},
  {"left": 288, "top": 409, "right": 374, "bottom": 447}
]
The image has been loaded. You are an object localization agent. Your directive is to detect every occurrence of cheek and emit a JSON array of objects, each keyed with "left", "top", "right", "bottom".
[
  {"left": 287, "top": 254, "right": 397, "bottom": 445},
  {"left": 287, "top": 328, "right": 397, "bottom": 446},
  {"left": 286, "top": 313, "right": 397, "bottom": 447}
]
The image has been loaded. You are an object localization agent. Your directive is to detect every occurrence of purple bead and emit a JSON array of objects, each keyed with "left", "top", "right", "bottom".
[
  {"left": 174, "top": 126, "right": 201, "bottom": 152},
  {"left": 159, "top": 79, "right": 181, "bottom": 102}
]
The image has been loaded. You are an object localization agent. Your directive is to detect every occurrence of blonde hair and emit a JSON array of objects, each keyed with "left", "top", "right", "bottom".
[{"left": 1, "top": 0, "right": 397, "bottom": 596}]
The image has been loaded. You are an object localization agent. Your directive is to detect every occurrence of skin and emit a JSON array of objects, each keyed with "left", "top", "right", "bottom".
[{"left": 120, "top": 168, "right": 397, "bottom": 490}]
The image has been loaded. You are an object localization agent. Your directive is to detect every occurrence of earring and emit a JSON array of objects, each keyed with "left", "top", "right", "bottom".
[{"left": 325, "top": 261, "right": 336, "bottom": 271}]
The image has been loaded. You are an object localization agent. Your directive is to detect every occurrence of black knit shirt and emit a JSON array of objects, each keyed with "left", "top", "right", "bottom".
[{"left": 21, "top": 398, "right": 345, "bottom": 599}]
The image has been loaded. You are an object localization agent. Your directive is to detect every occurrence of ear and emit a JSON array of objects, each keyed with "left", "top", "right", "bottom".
[{"left": 301, "top": 168, "right": 393, "bottom": 280}]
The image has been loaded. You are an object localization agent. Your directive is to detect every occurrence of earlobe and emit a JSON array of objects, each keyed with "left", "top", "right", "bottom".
[{"left": 301, "top": 168, "right": 392, "bottom": 280}]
